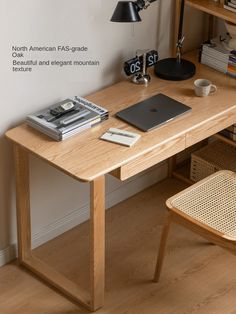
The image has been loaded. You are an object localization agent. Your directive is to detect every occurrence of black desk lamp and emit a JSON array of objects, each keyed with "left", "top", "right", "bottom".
[{"left": 111, "top": 0, "right": 196, "bottom": 81}]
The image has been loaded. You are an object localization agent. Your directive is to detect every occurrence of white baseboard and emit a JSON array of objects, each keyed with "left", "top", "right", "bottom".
[
  {"left": 0, "top": 161, "right": 167, "bottom": 266},
  {"left": 0, "top": 244, "right": 17, "bottom": 267}
]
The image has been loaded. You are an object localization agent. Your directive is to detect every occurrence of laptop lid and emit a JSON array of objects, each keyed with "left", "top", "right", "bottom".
[{"left": 116, "top": 93, "right": 192, "bottom": 132}]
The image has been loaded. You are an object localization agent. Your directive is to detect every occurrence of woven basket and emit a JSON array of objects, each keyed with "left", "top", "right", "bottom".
[{"left": 190, "top": 140, "right": 236, "bottom": 182}]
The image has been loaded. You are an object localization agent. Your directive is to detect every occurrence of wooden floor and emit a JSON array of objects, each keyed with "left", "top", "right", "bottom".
[{"left": 1, "top": 178, "right": 236, "bottom": 314}]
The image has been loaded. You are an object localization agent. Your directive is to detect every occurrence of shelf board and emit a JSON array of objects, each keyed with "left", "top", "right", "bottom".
[
  {"left": 213, "top": 133, "right": 236, "bottom": 147},
  {"left": 186, "top": 0, "right": 236, "bottom": 24},
  {"left": 172, "top": 161, "right": 194, "bottom": 185}
]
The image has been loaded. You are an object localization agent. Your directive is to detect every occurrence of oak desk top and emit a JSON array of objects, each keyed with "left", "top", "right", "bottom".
[{"left": 6, "top": 52, "right": 236, "bottom": 182}]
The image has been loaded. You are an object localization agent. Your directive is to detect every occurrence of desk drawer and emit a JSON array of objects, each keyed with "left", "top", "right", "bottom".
[
  {"left": 186, "top": 110, "right": 236, "bottom": 147},
  {"left": 111, "top": 135, "right": 185, "bottom": 181}
]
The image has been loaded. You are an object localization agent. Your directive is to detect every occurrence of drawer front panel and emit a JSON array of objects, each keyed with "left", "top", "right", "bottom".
[
  {"left": 186, "top": 110, "right": 236, "bottom": 148},
  {"left": 113, "top": 135, "right": 185, "bottom": 181}
]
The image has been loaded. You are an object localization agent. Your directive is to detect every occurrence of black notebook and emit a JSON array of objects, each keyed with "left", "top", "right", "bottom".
[{"left": 116, "top": 93, "right": 191, "bottom": 131}]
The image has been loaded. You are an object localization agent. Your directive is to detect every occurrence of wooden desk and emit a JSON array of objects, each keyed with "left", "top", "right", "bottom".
[{"left": 6, "top": 52, "right": 236, "bottom": 311}]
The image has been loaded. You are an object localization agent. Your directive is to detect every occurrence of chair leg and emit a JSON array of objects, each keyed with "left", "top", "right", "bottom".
[{"left": 153, "top": 213, "right": 172, "bottom": 282}]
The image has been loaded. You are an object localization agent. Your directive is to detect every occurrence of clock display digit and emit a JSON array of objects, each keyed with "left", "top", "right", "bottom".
[
  {"left": 130, "top": 60, "right": 141, "bottom": 74},
  {"left": 124, "top": 57, "right": 141, "bottom": 76},
  {"left": 146, "top": 50, "right": 158, "bottom": 68}
]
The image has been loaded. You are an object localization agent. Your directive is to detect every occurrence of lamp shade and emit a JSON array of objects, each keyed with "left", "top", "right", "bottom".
[{"left": 110, "top": 1, "right": 141, "bottom": 22}]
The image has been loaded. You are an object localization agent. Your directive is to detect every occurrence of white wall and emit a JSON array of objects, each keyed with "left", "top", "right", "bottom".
[{"left": 0, "top": 0, "right": 203, "bottom": 265}]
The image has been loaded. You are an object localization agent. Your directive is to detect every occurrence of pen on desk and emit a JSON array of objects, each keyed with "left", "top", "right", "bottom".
[{"left": 108, "top": 130, "right": 136, "bottom": 138}]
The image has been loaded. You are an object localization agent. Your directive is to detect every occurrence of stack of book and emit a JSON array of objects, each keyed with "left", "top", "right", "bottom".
[
  {"left": 26, "top": 96, "right": 109, "bottom": 141},
  {"left": 224, "top": 0, "right": 236, "bottom": 13},
  {"left": 200, "top": 39, "right": 236, "bottom": 77}
]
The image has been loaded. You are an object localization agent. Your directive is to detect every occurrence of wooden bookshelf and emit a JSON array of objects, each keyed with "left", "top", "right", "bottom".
[
  {"left": 172, "top": 1, "right": 236, "bottom": 184},
  {"left": 186, "top": 0, "right": 236, "bottom": 24},
  {"left": 213, "top": 133, "right": 236, "bottom": 147},
  {"left": 172, "top": 134, "right": 236, "bottom": 184},
  {"left": 173, "top": 0, "right": 236, "bottom": 55}
]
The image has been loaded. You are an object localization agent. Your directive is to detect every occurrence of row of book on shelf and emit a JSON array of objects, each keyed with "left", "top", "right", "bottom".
[
  {"left": 26, "top": 96, "right": 109, "bottom": 141},
  {"left": 220, "top": 124, "right": 236, "bottom": 141},
  {"left": 199, "top": 36, "right": 236, "bottom": 142},
  {"left": 199, "top": 37, "right": 236, "bottom": 78},
  {"left": 224, "top": 0, "right": 236, "bottom": 13}
]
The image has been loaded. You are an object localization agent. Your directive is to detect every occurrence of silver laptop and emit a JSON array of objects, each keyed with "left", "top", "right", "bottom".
[{"left": 116, "top": 93, "right": 191, "bottom": 131}]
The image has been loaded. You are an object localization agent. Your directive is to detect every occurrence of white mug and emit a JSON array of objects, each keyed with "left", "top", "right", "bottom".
[{"left": 194, "top": 79, "right": 217, "bottom": 97}]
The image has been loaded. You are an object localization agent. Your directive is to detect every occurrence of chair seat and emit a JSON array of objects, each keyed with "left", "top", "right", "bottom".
[{"left": 167, "top": 170, "right": 236, "bottom": 240}]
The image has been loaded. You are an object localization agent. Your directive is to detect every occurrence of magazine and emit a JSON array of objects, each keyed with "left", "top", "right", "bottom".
[{"left": 26, "top": 97, "right": 109, "bottom": 140}]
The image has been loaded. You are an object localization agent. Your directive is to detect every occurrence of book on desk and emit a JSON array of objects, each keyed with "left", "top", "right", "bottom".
[
  {"left": 27, "top": 93, "right": 192, "bottom": 144},
  {"left": 26, "top": 96, "right": 109, "bottom": 141}
]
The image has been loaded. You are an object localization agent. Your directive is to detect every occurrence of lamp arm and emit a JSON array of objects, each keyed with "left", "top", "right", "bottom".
[
  {"left": 175, "top": 0, "right": 186, "bottom": 63},
  {"left": 178, "top": 0, "right": 185, "bottom": 41},
  {"left": 135, "top": 0, "right": 158, "bottom": 11}
]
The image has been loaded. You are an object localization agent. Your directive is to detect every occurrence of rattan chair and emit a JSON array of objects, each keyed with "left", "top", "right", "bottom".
[{"left": 154, "top": 170, "right": 236, "bottom": 282}]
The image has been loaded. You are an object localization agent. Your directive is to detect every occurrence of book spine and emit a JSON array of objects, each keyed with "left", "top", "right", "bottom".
[
  {"left": 28, "top": 117, "right": 101, "bottom": 141},
  {"left": 201, "top": 54, "right": 228, "bottom": 73},
  {"left": 27, "top": 120, "right": 60, "bottom": 140},
  {"left": 201, "top": 60, "right": 226, "bottom": 73},
  {"left": 27, "top": 115, "right": 58, "bottom": 133},
  {"left": 223, "top": 4, "right": 236, "bottom": 12},
  {"left": 227, "top": 71, "right": 236, "bottom": 78},
  {"left": 227, "top": 1, "right": 236, "bottom": 8},
  {"left": 60, "top": 115, "right": 101, "bottom": 134},
  {"left": 202, "top": 49, "right": 229, "bottom": 65},
  {"left": 229, "top": 55, "right": 236, "bottom": 63},
  {"left": 228, "top": 62, "right": 236, "bottom": 72},
  {"left": 27, "top": 113, "right": 100, "bottom": 136},
  {"left": 202, "top": 51, "right": 229, "bottom": 63},
  {"left": 220, "top": 129, "right": 236, "bottom": 141},
  {"left": 61, "top": 123, "right": 92, "bottom": 140},
  {"left": 202, "top": 45, "right": 229, "bottom": 59},
  {"left": 227, "top": 60, "right": 236, "bottom": 76},
  {"left": 202, "top": 44, "right": 227, "bottom": 55},
  {"left": 201, "top": 62, "right": 226, "bottom": 73},
  {"left": 74, "top": 96, "right": 109, "bottom": 119}
]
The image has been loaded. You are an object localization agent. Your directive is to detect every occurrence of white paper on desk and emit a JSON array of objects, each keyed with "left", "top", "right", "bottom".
[{"left": 100, "top": 128, "right": 141, "bottom": 147}]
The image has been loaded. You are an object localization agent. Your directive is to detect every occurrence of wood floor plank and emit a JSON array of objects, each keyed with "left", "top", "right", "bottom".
[{"left": 0, "top": 178, "right": 236, "bottom": 313}]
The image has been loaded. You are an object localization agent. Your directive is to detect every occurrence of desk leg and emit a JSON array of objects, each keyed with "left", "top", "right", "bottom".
[
  {"left": 14, "top": 145, "right": 31, "bottom": 262},
  {"left": 168, "top": 156, "right": 177, "bottom": 178},
  {"left": 90, "top": 176, "right": 105, "bottom": 311},
  {"left": 13, "top": 145, "right": 105, "bottom": 311}
]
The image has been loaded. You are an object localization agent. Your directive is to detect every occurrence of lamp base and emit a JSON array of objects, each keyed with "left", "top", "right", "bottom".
[{"left": 154, "top": 58, "right": 196, "bottom": 81}]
